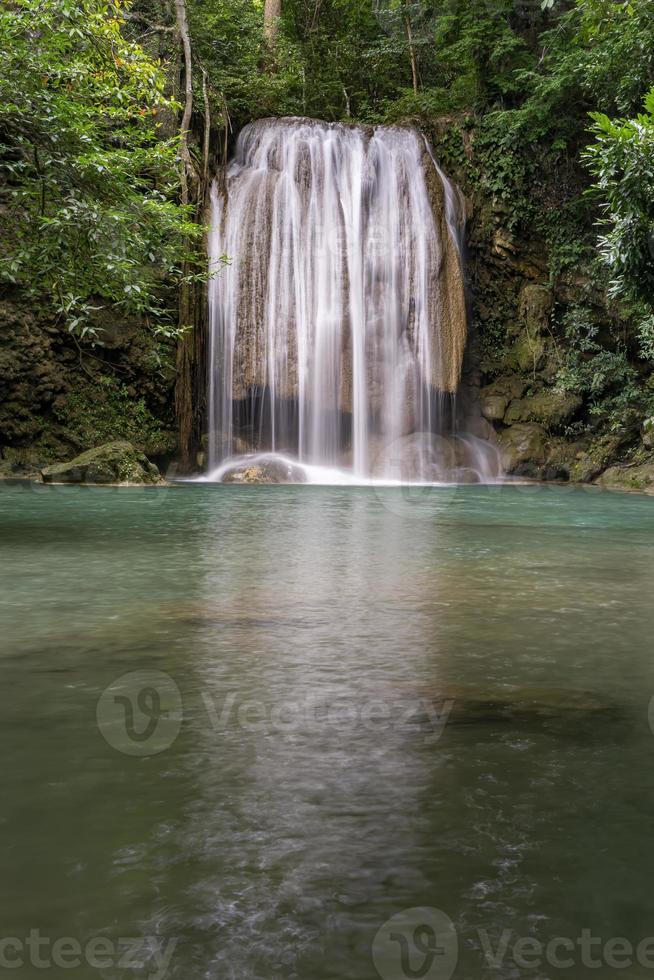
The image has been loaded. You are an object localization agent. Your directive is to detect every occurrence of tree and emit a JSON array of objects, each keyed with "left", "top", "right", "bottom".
[
  {"left": 0, "top": 0, "right": 199, "bottom": 337},
  {"left": 264, "top": 0, "right": 283, "bottom": 47},
  {"left": 373, "top": 0, "right": 431, "bottom": 96}
]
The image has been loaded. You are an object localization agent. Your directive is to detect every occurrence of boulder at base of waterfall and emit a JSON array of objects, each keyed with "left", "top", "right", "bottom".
[
  {"left": 40, "top": 441, "right": 164, "bottom": 485},
  {"left": 221, "top": 458, "right": 307, "bottom": 484}
]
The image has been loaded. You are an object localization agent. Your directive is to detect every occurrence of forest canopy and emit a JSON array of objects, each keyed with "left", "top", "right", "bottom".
[{"left": 1, "top": 0, "right": 653, "bottom": 388}]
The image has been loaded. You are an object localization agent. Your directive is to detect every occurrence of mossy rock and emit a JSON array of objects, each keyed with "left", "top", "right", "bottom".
[
  {"left": 542, "top": 438, "right": 588, "bottom": 481},
  {"left": 515, "top": 329, "right": 546, "bottom": 372},
  {"left": 504, "top": 389, "right": 582, "bottom": 428},
  {"left": 480, "top": 393, "right": 508, "bottom": 421},
  {"left": 497, "top": 422, "right": 548, "bottom": 476},
  {"left": 569, "top": 431, "right": 634, "bottom": 483},
  {"left": 41, "top": 441, "right": 164, "bottom": 485},
  {"left": 517, "top": 283, "right": 553, "bottom": 332},
  {"left": 479, "top": 375, "right": 526, "bottom": 421},
  {"left": 596, "top": 461, "right": 654, "bottom": 494},
  {"left": 642, "top": 418, "right": 654, "bottom": 450}
]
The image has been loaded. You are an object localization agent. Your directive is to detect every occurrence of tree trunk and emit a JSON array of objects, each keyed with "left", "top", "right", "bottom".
[
  {"left": 175, "top": 0, "right": 193, "bottom": 205},
  {"left": 264, "top": 0, "right": 282, "bottom": 47},
  {"left": 174, "top": 0, "right": 195, "bottom": 469},
  {"left": 202, "top": 68, "right": 211, "bottom": 185},
  {"left": 403, "top": 0, "right": 419, "bottom": 95}
]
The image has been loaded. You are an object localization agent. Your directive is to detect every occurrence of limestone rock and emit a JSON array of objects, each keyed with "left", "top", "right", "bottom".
[
  {"left": 518, "top": 284, "right": 553, "bottom": 331},
  {"left": 569, "top": 431, "right": 634, "bottom": 483},
  {"left": 596, "top": 461, "right": 654, "bottom": 494},
  {"left": 497, "top": 422, "right": 548, "bottom": 475},
  {"left": 480, "top": 393, "right": 508, "bottom": 421},
  {"left": 504, "top": 390, "right": 582, "bottom": 427},
  {"left": 515, "top": 329, "right": 546, "bottom": 372},
  {"left": 479, "top": 375, "right": 526, "bottom": 422},
  {"left": 542, "top": 438, "right": 587, "bottom": 482},
  {"left": 40, "top": 441, "right": 164, "bottom": 485}
]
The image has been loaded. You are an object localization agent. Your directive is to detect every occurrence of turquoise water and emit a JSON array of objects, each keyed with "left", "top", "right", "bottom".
[{"left": 2, "top": 481, "right": 654, "bottom": 979}]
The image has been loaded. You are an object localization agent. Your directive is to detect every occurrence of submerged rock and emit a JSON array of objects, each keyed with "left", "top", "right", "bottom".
[
  {"left": 437, "top": 686, "right": 620, "bottom": 734},
  {"left": 221, "top": 457, "right": 307, "bottom": 484},
  {"left": 40, "top": 441, "right": 164, "bottom": 485},
  {"left": 397, "top": 685, "right": 620, "bottom": 736}
]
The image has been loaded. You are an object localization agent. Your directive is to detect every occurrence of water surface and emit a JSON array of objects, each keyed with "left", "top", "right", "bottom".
[{"left": 2, "top": 482, "right": 654, "bottom": 979}]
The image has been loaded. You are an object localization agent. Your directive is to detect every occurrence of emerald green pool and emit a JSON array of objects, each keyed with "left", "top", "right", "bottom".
[{"left": 2, "top": 482, "right": 654, "bottom": 979}]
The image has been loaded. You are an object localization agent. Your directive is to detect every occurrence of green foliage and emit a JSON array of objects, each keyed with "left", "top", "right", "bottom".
[
  {"left": 53, "top": 374, "right": 174, "bottom": 452},
  {"left": 3, "top": 0, "right": 654, "bottom": 453},
  {"left": 555, "top": 306, "right": 651, "bottom": 428},
  {"left": 433, "top": 0, "right": 534, "bottom": 109},
  {"left": 637, "top": 314, "right": 654, "bottom": 362},
  {"left": 585, "top": 88, "right": 654, "bottom": 305},
  {"left": 0, "top": 0, "right": 199, "bottom": 335}
]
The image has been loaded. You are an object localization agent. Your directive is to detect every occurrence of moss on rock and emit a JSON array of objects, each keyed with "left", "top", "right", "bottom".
[
  {"left": 0, "top": 295, "right": 177, "bottom": 468},
  {"left": 40, "top": 441, "right": 164, "bottom": 485},
  {"left": 569, "top": 431, "right": 635, "bottom": 483},
  {"left": 479, "top": 375, "right": 526, "bottom": 421},
  {"left": 497, "top": 422, "right": 548, "bottom": 476},
  {"left": 596, "top": 462, "right": 654, "bottom": 493},
  {"left": 504, "top": 389, "right": 582, "bottom": 427}
]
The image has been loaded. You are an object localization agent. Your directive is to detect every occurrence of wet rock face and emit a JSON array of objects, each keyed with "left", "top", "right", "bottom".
[
  {"left": 40, "top": 441, "right": 164, "bottom": 485},
  {"left": 220, "top": 457, "right": 308, "bottom": 484}
]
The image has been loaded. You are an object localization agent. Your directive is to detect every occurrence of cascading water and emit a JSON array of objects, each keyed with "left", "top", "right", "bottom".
[{"left": 206, "top": 117, "right": 500, "bottom": 483}]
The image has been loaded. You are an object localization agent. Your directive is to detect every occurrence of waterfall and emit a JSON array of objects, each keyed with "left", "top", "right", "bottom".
[{"left": 207, "top": 117, "right": 492, "bottom": 482}]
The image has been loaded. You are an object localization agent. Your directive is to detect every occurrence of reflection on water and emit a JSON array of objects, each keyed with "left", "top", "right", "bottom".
[{"left": 1, "top": 483, "right": 654, "bottom": 978}]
